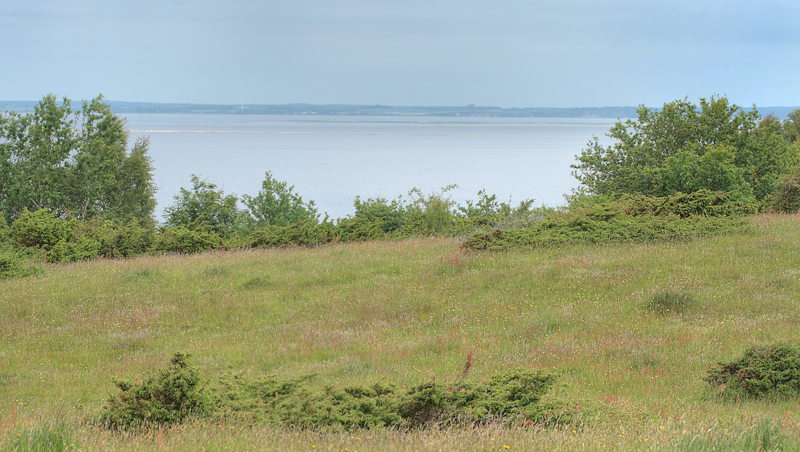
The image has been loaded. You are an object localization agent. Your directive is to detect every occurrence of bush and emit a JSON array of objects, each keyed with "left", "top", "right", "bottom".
[
  {"left": 113, "top": 219, "right": 156, "bottom": 257},
  {"left": 243, "top": 171, "right": 319, "bottom": 227},
  {"left": 772, "top": 168, "right": 800, "bottom": 213},
  {"left": 11, "top": 209, "right": 76, "bottom": 250},
  {"left": 103, "top": 353, "right": 559, "bottom": 430},
  {"left": 705, "top": 343, "right": 800, "bottom": 398},
  {"left": 353, "top": 196, "right": 406, "bottom": 234},
  {"left": 155, "top": 226, "right": 222, "bottom": 254},
  {"left": 0, "top": 251, "right": 42, "bottom": 279},
  {"left": 99, "top": 352, "right": 217, "bottom": 428},
  {"left": 46, "top": 238, "right": 102, "bottom": 263},
  {"left": 462, "top": 190, "right": 754, "bottom": 251}
]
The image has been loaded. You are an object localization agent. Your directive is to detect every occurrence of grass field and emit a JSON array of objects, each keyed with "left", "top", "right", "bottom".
[{"left": 2, "top": 213, "right": 800, "bottom": 451}]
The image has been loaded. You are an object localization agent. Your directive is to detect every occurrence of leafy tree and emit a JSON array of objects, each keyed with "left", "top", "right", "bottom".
[
  {"left": 163, "top": 175, "right": 243, "bottom": 238},
  {"left": 0, "top": 94, "right": 157, "bottom": 223},
  {"left": 242, "top": 171, "right": 318, "bottom": 227},
  {"left": 781, "top": 109, "right": 800, "bottom": 144},
  {"left": 572, "top": 96, "right": 798, "bottom": 201}
]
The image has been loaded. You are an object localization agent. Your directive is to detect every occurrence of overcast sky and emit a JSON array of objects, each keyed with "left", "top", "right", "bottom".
[{"left": 1, "top": 0, "right": 799, "bottom": 108}]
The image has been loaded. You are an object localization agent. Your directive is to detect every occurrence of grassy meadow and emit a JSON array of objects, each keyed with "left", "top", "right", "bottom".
[{"left": 2, "top": 213, "right": 800, "bottom": 451}]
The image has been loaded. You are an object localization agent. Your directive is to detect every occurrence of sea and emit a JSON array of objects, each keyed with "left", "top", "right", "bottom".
[{"left": 122, "top": 114, "right": 619, "bottom": 221}]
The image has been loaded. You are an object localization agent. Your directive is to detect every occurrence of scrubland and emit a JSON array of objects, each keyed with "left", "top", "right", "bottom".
[{"left": 2, "top": 213, "right": 800, "bottom": 451}]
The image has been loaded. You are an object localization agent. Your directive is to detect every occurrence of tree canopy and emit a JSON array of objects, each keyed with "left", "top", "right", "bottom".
[
  {"left": 0, "top": 94, "right": 157, "bottom": 223},
  {"left": 571, "top": 96, "right": 799, "bottom": 201}
]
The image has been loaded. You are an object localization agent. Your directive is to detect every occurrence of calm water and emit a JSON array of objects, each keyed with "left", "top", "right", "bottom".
[{"left": 122, "top": 114, "right": 617, "bottom": 220}]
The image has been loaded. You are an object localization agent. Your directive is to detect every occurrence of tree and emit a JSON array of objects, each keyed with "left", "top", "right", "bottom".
[
  {"left": 242, "top": 171, "right": 318, "bottom": 227},
  {"left": 571, "top": 96, "right": 798, "bottom": 201},
  {"left": 0, "top": 94, "right": 157, "bottom": 223},
  {"left": 163, "top": 175, "right": 243, "bottom": 238},
  {"left": 781, "top": 109, "right": 800, "bottom": 145}
]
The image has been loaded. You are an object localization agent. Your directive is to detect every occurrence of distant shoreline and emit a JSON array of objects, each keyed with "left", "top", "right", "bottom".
[{"left": 3, "top": 100, "right": 797, "bottom": 119}]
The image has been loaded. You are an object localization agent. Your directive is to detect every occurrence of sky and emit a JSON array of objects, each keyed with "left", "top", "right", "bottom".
[{"left": 1, "top": 0, "right": 799, "bottom": 108}]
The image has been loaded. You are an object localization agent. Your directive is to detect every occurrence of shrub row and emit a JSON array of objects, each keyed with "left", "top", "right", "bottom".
[
  {"left": 99, "top": 353, "right": 559, "bottom": 430},
  {"left": 462, "top": 190, "right": 755, "bottom": 251}
]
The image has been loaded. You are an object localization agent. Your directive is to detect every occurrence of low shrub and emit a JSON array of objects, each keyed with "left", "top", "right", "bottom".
[
  {"left": 102, "top": 353, "right": 559, "bottom": 430},
  {"left": 155, "top": 226, "right": 222, "bottom": 254},
  {"left": 11, "top": 208, "right": 76, "bottom": 250},
  {"left": 704, "top": 343, "right": 800, "bottom": 398},
  {"left": 772, "top": 168, "right": 800, "bottom": 213},
  {"left": 99, "top": 352, "right": 217, "bottom": 428},
  {"left": 112, "top": 219, "right": 156, "bottom": 257},
  {"left": 0, "top": 251, "right": 43, "bottom": 279},
  {"left": 462, "top": 190, "right": 754, "bottom": 251}
]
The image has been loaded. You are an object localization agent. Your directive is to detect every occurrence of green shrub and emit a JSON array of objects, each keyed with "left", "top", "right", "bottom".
[
  {"left": 99, "top": 352, "right": 217, "bottom": 428},
  {"left": 772, "top": 168, "right": 800, "bottom": 213},
  {"left": 354, "top": 196, "right": 406, "bottom": 234},
  {"left": 334, "top": 216, "right": 384, "bottom": 242},
  {"left": 218, "top": 368, "right": 557, "bottom": 429},
  {"left": 46, "top": 238, "right": 102, "bottom": 263},
  {"left": 11, "top": 209, "right": 76, "bottom": 250},
  {"left": 462, "top": 190, "right": 754, "bottom": 251},
  {"left": 705, "top": 343, "right": 800, "bottom": 398},
  {"left": 155, "top": 226, "right": 222, "bottom": 254},
  {"left": 0, "top": 251, "right": 43, "bottom": 279},
  {"left": 113, "top": 219, "right": 156, "bottom": 257},
  {"left": 103, "top": 353, "right": 559, "bottom": 430}
]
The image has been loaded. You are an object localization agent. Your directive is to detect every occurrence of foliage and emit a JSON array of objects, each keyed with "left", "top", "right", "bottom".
[
  {"left": 155, "top": 226, "right": 222, "bottom": 254},
  {"left": 572, "top": 96, "right": 798, "bottom": 200},
  {"left": 353, "top": 196, "right": 406, "bottom": 234},
  {"left": 403, "top": 185, "right": 459, "bottom": 235},
  {"left": 772, "top": 167, "right": 800, "bottom": 213},
  {"left": 0, "top": 250, "right": 43, "bottom": 279},
  {"left": 163, "top": 175, "right": 244, "bottom": 239},
  {"left": 781, "top": 109, "right": 800, "bottom": 144},
  {"left": 99, "top": 352, "right": 217, "bottom": 428},
  {"left": 242, "top": 171, "right": 318, "bottom": 227},
  {"left": 705, "top": 343, "right": 800, "bottom": 398},
  {"left": 458, "top": 189, "right": 536, "bottom": 226},
  {"left": 462, "top": 190, "right": 754, "bottom": 251},
  {"left": 102, "top": 353, "right": 557, "bottom": 430},
  {"left": 111, "top": 219, "right": 157, "bottom": 257},
  {"left": 241, "top": 219, "right": 338, "bottom": 248},
  {"left": 222, "top": 367, "right": 558, "bottom": 429},
  {"left": 11, "top": 208, "right": 76, "bottom": 250},
  {"left": 0, "top": 94, "right": 157, "bottom": 223}
]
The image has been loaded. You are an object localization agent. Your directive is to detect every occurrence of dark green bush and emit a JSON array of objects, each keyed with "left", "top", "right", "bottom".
[
  {"left": 705, "top": 343, "right": 800, "bottom": 398},
  {"left": 113, "top": 219, "right": 156, "bottom": 257},
  {"left": 46, "top": 238, "right": 102, "bottom": 263},
  {"left": 11, "top": 209, "right": 76, "bottom": 250},
  {"left": 772, "top": 168, "right": 800, "bottom": 213},
  {"left": 219, "top": 368, "right": 556, "bottom": 429},
  {"left": 103, "top": 353, "right": 559, "bottom": 430},
  {"left": 354, "top": 196, "right": 406, "bottom": 234},
  {"left": 0, "top": 251, "right": 43, "bottom": 279},
  {"left": 155, "top": 226, "right": 222, "bottom": 254},
  {"left": 462, "top": 190, "right": 754, "bottom": 251},
  {"left": 99, "top": 352, "right": 217, "bottom": 428}
]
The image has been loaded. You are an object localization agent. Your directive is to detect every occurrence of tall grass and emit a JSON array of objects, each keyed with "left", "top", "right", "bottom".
[{"left": 2, "top": 214, "right": 800, "bottom": 450}]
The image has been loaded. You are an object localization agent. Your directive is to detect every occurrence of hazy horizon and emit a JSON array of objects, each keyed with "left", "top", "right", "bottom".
[{"left": 2, "top": 1, "right": 798, "bottom": 109}]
